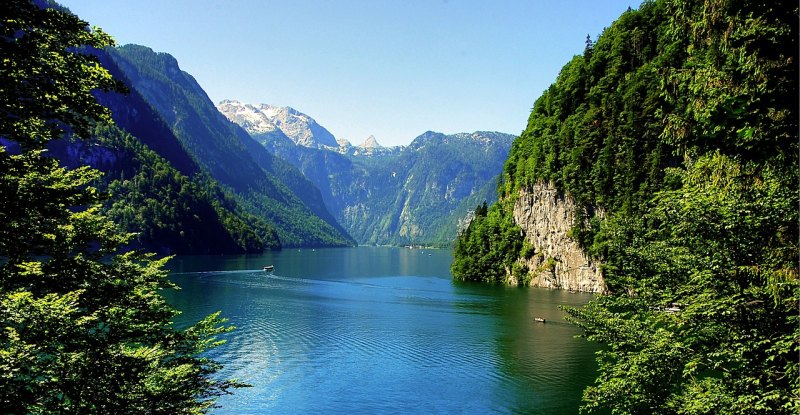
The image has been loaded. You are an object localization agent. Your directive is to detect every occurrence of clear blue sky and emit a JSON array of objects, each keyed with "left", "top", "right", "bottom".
[{"left": 60, "top": 0, "right": 634, "bottom": 147}]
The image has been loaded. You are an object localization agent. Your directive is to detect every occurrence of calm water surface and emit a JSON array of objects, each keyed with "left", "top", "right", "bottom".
[{"left": 166, "top": 247, "right": 597, "bottom": 414}]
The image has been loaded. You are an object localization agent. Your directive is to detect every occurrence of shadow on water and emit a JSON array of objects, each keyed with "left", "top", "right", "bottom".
[{"left": 165, "top": 247, "right": 598, "bottom": 414}]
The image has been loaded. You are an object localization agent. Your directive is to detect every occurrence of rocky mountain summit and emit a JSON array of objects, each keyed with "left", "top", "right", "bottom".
[{"left": 218, "top": 100, "right": 338, "bottom": 149}]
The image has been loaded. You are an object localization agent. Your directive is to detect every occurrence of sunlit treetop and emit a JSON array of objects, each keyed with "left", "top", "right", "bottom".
[{"left": 0, "top": 0, "right": 125, "bottom": 149}]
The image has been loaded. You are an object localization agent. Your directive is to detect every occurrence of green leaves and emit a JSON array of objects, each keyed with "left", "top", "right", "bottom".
[
  {"left": 0, "top": 0, "right": 124, "bottom": 148},
  {"left": 452, "top": 201, "right": 524, "bottom": 284},
  {"left": 0, "top": 1, "right": 242, "bottom": 413},
  {"left": 570, "top": 153, "right": 799, "bottom": 414}
]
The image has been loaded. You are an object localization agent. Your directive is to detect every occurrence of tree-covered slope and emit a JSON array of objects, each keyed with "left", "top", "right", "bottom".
[
  {"left": 453, "top": 0, "right": 798, "bottom": 413},
  {"left": 49, "top": 124, "right": 278, "bottom": 254},
  {"left": 362, "top": 131, "right": 513, "bottom": 246},
  {"left": 106, "top": 45, "right": 354, "bottom": 247},
  {"left": 41, "top": 50, "right": 279, "bottom": 254}
]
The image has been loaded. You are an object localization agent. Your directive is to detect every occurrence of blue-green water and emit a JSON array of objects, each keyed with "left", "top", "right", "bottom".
[{"left": 166, "top": 247, "right": 597, "bottom": 414}]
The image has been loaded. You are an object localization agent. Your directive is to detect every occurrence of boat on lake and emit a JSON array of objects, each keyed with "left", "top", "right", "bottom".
[
  {"left": 534, "top": 317, "right": 546, "bottom": 323},
  {"left": 263, "top": 265, "right": 274, "bottom": 272}
]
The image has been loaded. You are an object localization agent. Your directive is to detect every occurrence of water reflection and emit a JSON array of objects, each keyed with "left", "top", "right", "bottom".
[{"left": 165, "top": 247, "right": 597, "bottom": 414}]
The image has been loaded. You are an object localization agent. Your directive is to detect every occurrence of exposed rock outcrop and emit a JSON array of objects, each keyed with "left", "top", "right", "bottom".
[{"left": 512, "top": 182, "right": 605, "bottom": 293}]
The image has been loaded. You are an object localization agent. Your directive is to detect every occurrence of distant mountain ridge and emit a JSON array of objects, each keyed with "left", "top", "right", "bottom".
[
  {"left": 20, "top": 45, "right": 293, "bottom": 255},
  {"left": 218, "top": 100, "right": 402, "bottom": 157},
  {"left": 219, "top": 100, "right": 514, "bottom": 246}
]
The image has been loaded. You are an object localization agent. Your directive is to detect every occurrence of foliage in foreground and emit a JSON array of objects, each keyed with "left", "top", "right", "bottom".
[
  {"left": 567, "top": 154, "right": 798, "bottom": 414},
  {"left": 0, "top": 1, "right": 243, "bottom": 412}
]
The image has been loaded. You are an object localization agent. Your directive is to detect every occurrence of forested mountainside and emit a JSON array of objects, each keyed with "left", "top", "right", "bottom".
[
  {"left": 352, "top": 131, "right": 511, "bottom": 246},
  {"left": 453, "top": 0, "right": 797, "bottom": 413},
  {"left": 219, "top": 101, "right": 514, "bottom": 246},
  {"left": 49, "top": 125, "right": 276, "bottom": 254},
  {"left": 105, "top": 45, "right": 354, "bottom": 247},
  {"left": 39, "top": 48, "right": 278, "bottom": 254}
]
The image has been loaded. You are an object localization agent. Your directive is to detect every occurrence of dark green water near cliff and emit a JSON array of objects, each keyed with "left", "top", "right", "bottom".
[{"left": 166, "top": 246, "right": 598, "bottom": 414}]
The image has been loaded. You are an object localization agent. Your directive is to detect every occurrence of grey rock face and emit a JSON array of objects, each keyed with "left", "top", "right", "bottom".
[{"left": 512, "top": 182, "right": 605, "bottom": 292}]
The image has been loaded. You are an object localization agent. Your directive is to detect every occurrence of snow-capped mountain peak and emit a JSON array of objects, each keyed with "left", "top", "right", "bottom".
[
  {"left": 217, "top": 99, "right": 281, "bottom": 135},
  {"left": 218, "top": 100, "right": 339, "bottom": 149}
]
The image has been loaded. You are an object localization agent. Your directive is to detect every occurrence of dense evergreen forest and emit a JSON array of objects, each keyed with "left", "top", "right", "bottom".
[
  {"left": 0, "top": 0, "right": 243, "bottom": 412},
  {"left": 453, "top": 0, "right": 798, "bottom": 413}
]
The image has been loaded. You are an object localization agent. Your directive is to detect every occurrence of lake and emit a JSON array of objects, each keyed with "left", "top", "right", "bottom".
[{"left": 166, "top": 246, "right": 598, "bottom": 414}]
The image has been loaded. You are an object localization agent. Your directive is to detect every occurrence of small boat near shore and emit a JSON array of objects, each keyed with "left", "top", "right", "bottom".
[
  {"left": 534, "top": 317, "right": 546, "bottom": 323},
  {"left": 263, "top": 265, "right": 274, "bottom": 272}
]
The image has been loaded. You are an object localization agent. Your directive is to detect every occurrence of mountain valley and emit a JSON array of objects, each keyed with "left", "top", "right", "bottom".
[{"left": 219, "top": 100, "right": 514, "bottom": 246}]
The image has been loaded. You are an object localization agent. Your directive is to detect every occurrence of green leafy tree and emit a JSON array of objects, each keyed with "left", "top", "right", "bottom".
[
  {"left": 563, "top": 2, "right": 799, "bottom": 413},
  {"left": 567, "top": 154, "right": 798, "bottom": 414},
  {"left": 451, "top": 201, "right": 525, "bottom": 284},
  {"left": 0, "top": 1, "right": 242, "bottom": 413}
]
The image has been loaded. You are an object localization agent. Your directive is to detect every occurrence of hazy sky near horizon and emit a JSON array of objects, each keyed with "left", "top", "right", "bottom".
[{"left": 61, "top": 0, "right": 634, "bottom": 147}]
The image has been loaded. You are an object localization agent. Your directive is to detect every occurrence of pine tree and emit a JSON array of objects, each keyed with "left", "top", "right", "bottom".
[{"left": 584, "top": 33, "right": 593, "bottom": 61}]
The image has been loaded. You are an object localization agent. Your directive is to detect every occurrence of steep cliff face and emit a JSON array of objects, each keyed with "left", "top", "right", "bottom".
[{"left": 512, "top": 182, "right": 605, "bottom": 292}]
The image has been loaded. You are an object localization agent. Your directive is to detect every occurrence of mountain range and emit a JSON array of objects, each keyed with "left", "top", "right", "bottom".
[
  {"left": 218, "top": 100, "right": 514, "bottom": 246},
  {"left": 51, "top": 42, "right": 512, "bottom": 252},
  {"left": 47, "top": 44, "right": 357, "bottom": 253}
]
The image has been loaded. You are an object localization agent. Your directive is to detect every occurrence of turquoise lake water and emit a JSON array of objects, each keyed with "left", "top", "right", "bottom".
[{"left": 166, "top": 246, "right": 598, "bottom": 414}]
